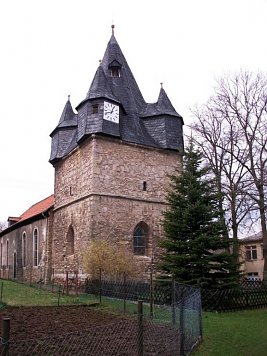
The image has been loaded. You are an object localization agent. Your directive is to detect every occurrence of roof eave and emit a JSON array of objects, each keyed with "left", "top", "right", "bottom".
[{"left": 0, "top": 207, "right": 53, "bottom": 238}]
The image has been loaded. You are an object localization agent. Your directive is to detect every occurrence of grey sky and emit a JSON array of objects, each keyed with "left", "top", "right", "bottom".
[{"left": 1, "top": 0, "right": 267, "bottom": 221}]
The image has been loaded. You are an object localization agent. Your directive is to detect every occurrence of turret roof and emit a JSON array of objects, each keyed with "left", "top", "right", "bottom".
[{"left": 50, "top": 27, "right": 184, "bottom": 163}]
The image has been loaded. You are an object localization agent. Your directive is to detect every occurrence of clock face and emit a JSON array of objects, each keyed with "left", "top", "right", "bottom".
[{"left": 103, "top": 101, "right": 119, "bottom": 123}]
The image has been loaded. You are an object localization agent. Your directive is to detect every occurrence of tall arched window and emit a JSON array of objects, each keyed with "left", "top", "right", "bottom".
[
  {"left": 6, "top": 240, "right": 9, "bottom": 267},
  {"left": 133, "top": 223, "right": 148, "bottom": 256},
  {"left": 0, "top": 243, "right": 2, "bottom": 267},
  {"left": 22, "top": 232, "right": 27, "bottom": 267},
  {"left": 66, "top": 225, "right": 74, "bottom": 256},
  {"left": 33, "top": 228, "right": 38, "bottom": 267}
]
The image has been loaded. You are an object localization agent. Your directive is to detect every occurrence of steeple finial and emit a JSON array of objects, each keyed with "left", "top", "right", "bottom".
[
  {"left": 111, "top": 24, "right": 115, "bottom": 35},
  {"left": 160, "top": 82, "right": 163, "bottom": 88},
  {"left": 68, "top": 94, "right": 70, "bottom": 101}
]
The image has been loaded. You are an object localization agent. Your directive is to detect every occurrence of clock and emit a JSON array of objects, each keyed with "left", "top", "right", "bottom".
[{"left": 103, "top": 101, "right": 119, "bottom": 123}]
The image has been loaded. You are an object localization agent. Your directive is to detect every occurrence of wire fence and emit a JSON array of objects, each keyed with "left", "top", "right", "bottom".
[
  {"left": 84, "top": 276, "right": 202, "bottom": 354},
  {"left": 0, "top": 278, "right": 202, "bottom": 356},
  {"left": 201, "top": 287, "right": 267, "bottom": 312},
  {"left": 5, "top": 315, "right": 181, "bottom": 356}
]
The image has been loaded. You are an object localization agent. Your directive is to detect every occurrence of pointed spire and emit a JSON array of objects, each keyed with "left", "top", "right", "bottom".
[
  {"left": 55, "top": 96, "right": 77, "bottom": 129},
  {"left": 157, "top": 86, "right": 182, "bottom": 118}
]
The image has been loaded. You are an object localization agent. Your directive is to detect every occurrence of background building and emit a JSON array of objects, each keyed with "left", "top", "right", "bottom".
[{"left": 239, "top": 232, "right": 263, "bottom": 281}]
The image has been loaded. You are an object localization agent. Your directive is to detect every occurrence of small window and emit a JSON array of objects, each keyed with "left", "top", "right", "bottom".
[
  {"left": 143, "top": 181, "right": 147, "bottom": 191},
  {"left": 133, "top": 223, "right": 148, "bottom": 256},
  {"left": 246, "top": 245, "right": 257, "bottom": 260},
  {"left": 33, "top": 228, "right": 39, "bottom": 267},
  {"left": 92, "top": 104, "right": 99, "bottom": 114},
  {"left": 111, "top": 67, "right": 120, "bottom": 77}
]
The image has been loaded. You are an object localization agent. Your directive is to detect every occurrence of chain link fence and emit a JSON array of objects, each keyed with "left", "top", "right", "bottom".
[
  {"left": 6, "top": 312, "right": 181, "bottom": 355},
  {"left": 0, "top": 277, "right": 202, "bottom": 355}
]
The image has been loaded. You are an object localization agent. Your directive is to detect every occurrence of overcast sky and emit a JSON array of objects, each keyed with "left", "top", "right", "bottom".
[{"left": 0, "top": 0, "right": 267, "bottom": 222}]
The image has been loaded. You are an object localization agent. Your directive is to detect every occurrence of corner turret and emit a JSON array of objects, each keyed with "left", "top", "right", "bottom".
[{"left": 49, "top": 96, "right": 77, "bottom": 164}]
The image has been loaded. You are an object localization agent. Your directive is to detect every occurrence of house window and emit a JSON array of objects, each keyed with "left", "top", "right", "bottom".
[
  {"left": 246, "top": 245, "right": 257, "bottom": 260},
  {"left": 133, "top": 223, "right": 148, "bottom": 256},
  {"left": 247, "top": 272, "right": 259, "bottom": 281},
  {"left": 33, "top": 228, "right": 38, "bottom": 267},
  {"left": 111, "top": 67, "right": 120, "bottom": 77},
  {"left": 92, "top": 104, "right": 99, "bottom": 114},
  {"left": 22, "top": 232, "right": 26, "bottom": 267},
  {"left": 66, "top": 225, "right": 74, "bottom": 256}
]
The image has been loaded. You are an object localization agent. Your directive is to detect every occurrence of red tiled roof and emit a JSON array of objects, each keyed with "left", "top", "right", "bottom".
[{"left": 19, "top": 195, "right": 54, "bottom": 223}]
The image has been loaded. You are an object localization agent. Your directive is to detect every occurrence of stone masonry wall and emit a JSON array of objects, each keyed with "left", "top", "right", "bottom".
[
  {"left": 52, "top": 135, "right": 181, "bottom": 280},
  {"left": 0, "top": 215, "right": 53, "bottom": 283}
]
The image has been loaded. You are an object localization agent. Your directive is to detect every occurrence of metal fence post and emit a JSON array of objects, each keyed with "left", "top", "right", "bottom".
[
  {"left": 2, "top": 318, "right": 10, "bottom": 356},
  {"left": 172, "top": 277, "right": 176, "bottom": 325},
  {"left": 66, "top": 270, "right": 69, "bottom": 296},
  {"left": 137, "top": 300, "right": 144, "bottom": 356},
  {"left": 99, "top": 268, "right": 102, "bottom": 304},
  {"left": 149, "top": 271, "right": 153, "bottom": 319},
  {"left": 179, "top": 288, "right": 185, "bottom": 356},
  {"left": 198, "top": 288, "right": 203, "bottom": 340},
  {"left": 57, "top": 285, "right": 61, "bottom": 307},
  {"left": 0, "top": 282, "right": 3, "bottom": 303},
  {"left": 123, "top": 272, "right": 126, "bottom": 314}
]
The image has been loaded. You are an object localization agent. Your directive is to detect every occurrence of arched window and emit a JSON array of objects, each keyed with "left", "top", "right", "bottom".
[
  {"left": 0, "top": 243, "right": 2, "bottom": 267},
  {"left": 66, "top": 225, "right": 74, "bottom": 256},
  {"left": 133, "top": 223, "right": 148, "bottom": 256},
  {"left": 6, "top": 240, "right": 9, "bottom": 267},
  {"left": 22, "top": 232, "right": 27, "bottom": 267},
  {"left": 33, "top": 228, "right": 38, "bottom": 267},
  {"left": 13, "top": 252, "right": 17, "bottom": 279}
]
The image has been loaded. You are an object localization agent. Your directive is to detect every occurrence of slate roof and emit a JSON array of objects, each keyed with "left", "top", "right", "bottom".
[
  {"left": 50, "top": 28, "right": 184, "bottom": 163},
  {"left": 239, "top": 232, "right": 262, "bottom": 243}
]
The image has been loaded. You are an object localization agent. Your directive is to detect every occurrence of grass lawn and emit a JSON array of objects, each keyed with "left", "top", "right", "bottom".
[
  {"left": 0, "top": 279, "right": 97, "bottom": 306},
  {"left": 193, "top": 309, "right": 267, "bottom": 356}
]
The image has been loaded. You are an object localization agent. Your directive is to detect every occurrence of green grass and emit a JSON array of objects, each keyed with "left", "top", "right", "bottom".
[
  {"left": 1, "top": 280, "right": 267, "bottom": 356},
  {"left": 193, "top": 310, "right": 267, "bottom": 356},
  {"left": 0, "top": 279, "right": 98, "bottom": 307}
]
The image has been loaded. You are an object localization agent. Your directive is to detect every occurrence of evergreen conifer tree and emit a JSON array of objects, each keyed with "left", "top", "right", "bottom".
[{"left": 160, "top": 141, "right": 240, "bottom": 289}]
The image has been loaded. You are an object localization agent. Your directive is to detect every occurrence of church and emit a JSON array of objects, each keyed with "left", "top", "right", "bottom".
[{"left": 0, "top": 27, "right": 184, "bottom": 283}]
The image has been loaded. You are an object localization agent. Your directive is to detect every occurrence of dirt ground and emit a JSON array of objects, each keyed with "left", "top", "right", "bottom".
[
  {"left": 0, "top": 305, "right": 118, "bottom": 340},
  {"left": 0, "top": 305, "right": 180, "bottom": 355}
]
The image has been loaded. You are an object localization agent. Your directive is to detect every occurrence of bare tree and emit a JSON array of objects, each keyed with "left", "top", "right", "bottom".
[
  {"left": 191, "top": 104, "right": 253, "bottom": 259},
  {"left": 0, "top": 221, "right": 7, "bottom": 233},
  {"left": 191, "top": 71, "right": 267, "bottom": 282}
]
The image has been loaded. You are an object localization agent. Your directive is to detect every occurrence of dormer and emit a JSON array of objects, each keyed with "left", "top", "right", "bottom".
[{"left": 108, "top": 60, "right": 122, "bottom": 78}]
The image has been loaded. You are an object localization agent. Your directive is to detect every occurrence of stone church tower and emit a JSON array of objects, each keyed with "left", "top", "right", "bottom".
[{"left": 49, "top": 26, "right": 184, "bottom": 279}]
